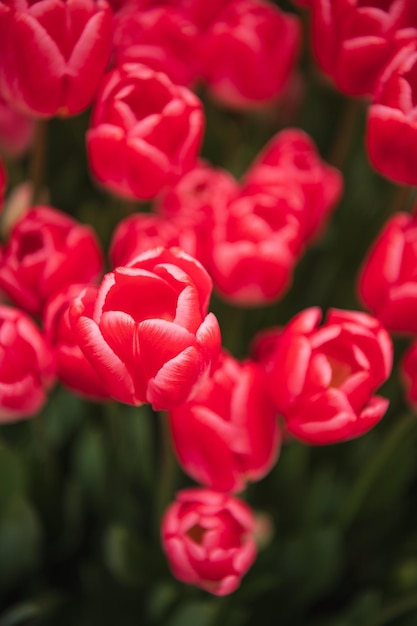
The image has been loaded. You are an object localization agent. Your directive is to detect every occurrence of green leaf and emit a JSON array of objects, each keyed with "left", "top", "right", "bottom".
[
  {"left": 103, "top": 524, "right": 156, "bottom": 587},
  {"left": 0, "top": 496, "right": 41, "bottom": 592},
  {"left": 0, "top": 443, "right": 25, "bottom": 511}
]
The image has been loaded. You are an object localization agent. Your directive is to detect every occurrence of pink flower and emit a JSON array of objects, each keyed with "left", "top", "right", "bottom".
[
  {"left": 310, "top": 0, "right": 417, "bottom": 97},
  {"left": 156, "top": 160, "right": 239, "bottom": 220},
  {"left": 169, "top": 351, "right": 281, "bottom": 493},
  {"left": 43, "top": 284, "right": 111, "bottom": 401},
  {"left": 207, "top": 187, "right": 302, "bottom": 306},
  {"left": 161, "top": 488, "right": 257, "bottom": 595},
  {"left": 367, "top": 43, "right": 417, "bottom": 185},
  {"left": 0, "top": 0, "right": 113, "bottom": 117},
  {"left": 256, "top": 308, "right": 393, "bottom": 444},
  {"left": 358, "top": 211, "right": 417, "bottom": 335},
  {"left": 0, "top": 206, "right": 104, "bottom": 317},
  {"left": 243, "top": 129, "right": 343, "bottom": 244},
  {"left": 113, "top": 4, "right": 199, "bottom": 87},
  {"left": 0, "top": 305, "right": 55, "bottom": 422},
  {"left": 198, "top": 0, "right": 300, "bottom": 108},
  {"left": 87, "top": 64, "right": 204, "bottom": 200},
  {"left": 109, "top": 213, "right": 184, "bottom": 268},
  {"left": 70, "top": 247, "right": 221, "bottom": 410},
  {"left": 155, "top": 160, "right": 240, "bottom": 267}
]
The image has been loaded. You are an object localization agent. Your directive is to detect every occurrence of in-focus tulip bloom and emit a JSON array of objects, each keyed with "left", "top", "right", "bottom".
[
  {"left": 161, "top": 488, "right": 257, "bottom": 595},
  {"left": 198, "top": 0, "right": 300, "bottom": 108},
  {"left": 401, "top": 341, "right": 417, "bottom": 408},
  {"left": 367, "top": 43, "right": 417, "bottom": 186},
  {"left": 169, "top": 351, "right": 281, "bottom": 493},
  {"left": 243, "top": 129, "right": 343, "bottom": 244},
  {"left": 0, "top": 305, "right": 55, "bottom": 422},
  {"left": 358, "top": 212, "right": 417, "bottom": 335},
  {"left": 208, "top": 187, "right": 302, "bottom": 306},
  {"left": 43, "top": 284, "right": 111, "bottom": 401},
  {"left": 87, "top": 63, "right": 204, "bottom": 200},
  {"left": 113, "top": 4, "right": 199, "bottom": 87},
  {"left": 0, "top": 206, "right": 104, "bottom": 317},
  {"left": 0, "top": 95, "right": 34, "bottom": 156},
  {"left": 255, "top": 308, "right": 393, "bottom": 444},
  {"left": 0, "top": 0, "right": 113, "bottom": 118},
  {"left": 310, "top": 0, "right": 417, "bottom": 97},
  {"left": 70, "top": 247, "right": 221, "bottom": 410}
]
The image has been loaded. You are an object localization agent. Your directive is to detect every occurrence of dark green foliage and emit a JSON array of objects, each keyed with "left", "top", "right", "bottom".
[{"left": 1, "top": 4, "right": 417, "bottom": 625}]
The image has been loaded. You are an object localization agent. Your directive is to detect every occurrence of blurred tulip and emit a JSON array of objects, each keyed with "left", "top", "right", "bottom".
[
  {"left": 0, "top": 304, "right": 55, "bottom": 422},
  {"left": 169, "top": 351, "right": 281, "bottom": 493},
  {"left": 310, "top": 0, "right": 417, "bottom": 97},
  {"left": 243, "top": 129, "right": 343, "bottom": 243},
  {"left": 255, "top": 308, "right": 393, "bottom": 444},
  {"left": 367, "top": 43, "right": 417, "bottom": 185},
  {"left": 0, "top": 205, "right": 104, "bottom": 317},
  {"left": 161, "top": 488, "right": 257, "bottom": 595},
  {"left": 0, "top": 0, "right": 113, "bottom": 118},
  {"left": 358, "top": 211, "right": 417, "bottom": 334},
  {"left": 198, "top": 0, "right": 300, "bottom": 108}
]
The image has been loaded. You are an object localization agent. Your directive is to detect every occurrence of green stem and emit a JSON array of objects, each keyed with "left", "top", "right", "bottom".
[
  {"left": 338, "top": 414, "right": 416, "bottom": 530},
  {"left": 373, "top": 592, "right": 417, "bottom": 625},
  {"left": 384, "top": 185, "right": 417, "bottom": 220},
  {"left": 327, "top": 98, "right": 363, "bottom": 170},
  {"left": 30, "top": 119, "right": 47, "bottom": 205},
  {"left": 154, "top": 411, "right": 177, "bottom": 527}
]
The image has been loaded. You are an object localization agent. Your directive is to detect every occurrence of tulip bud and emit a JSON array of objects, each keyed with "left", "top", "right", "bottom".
[{"left": 161, "top": 488, "right": 257, "bottom": 595}]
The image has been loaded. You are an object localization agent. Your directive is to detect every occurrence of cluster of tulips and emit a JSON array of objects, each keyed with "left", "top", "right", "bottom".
[{"left": 0, "top": 0, "right": 416, "bottom": 597}]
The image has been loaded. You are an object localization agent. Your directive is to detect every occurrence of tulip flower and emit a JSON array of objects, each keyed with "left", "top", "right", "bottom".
[
  {"left": 0, "top": 304, "right": 55, "bottom": 422},
  {"left": 0, "top": 0, "right": 113, "bottom": 118},
  {"left": 255, "top": 308, "right": 393, "bottom": 444},
  {"left": 87, "top": 63, "right": 204, "bottom": 200},
  {"left": 43, "top": 284, "right": 111, "bottom": 401},
  {"left": 0, "top": 205, "right": 104, "bottom": 317},
  {"left": 161, "top": 488, "right": 257, "bottom": 595},
  {"left": 169, "top": 351, "right": 281, "bottom": 493},
  {"left": 358, "top": 211, "right": 417, "bottom": 335},
  {"left": 70, "top": 247, "right": 221, "bottom": 410},
  {"left": 198, "top": 0, "right": 300, "bottom": 108}
]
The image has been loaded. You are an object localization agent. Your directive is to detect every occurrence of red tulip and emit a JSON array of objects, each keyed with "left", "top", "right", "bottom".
[
  {"left": 0, "top": 304, "right": 55, "bottom": 422},
  {"left": 169, "top": 351, "right": 281, "bottom": 493},
  {"left": 208, "top": 186, "right": 303, "bottom": 306},
  {"left": 367, "top": 43, "right": 417, "bottom": 185},
  {"left": 310, "top": 0, "right": 417, "bottom": 97},
  {"left": 255, "top": 308, "right": 393, "bottom": 444},
  {"left": 0, "top": 205, "right": 104, "bottom": 317},
  {"left": 0, "top": 0, "right": 113, "bottom": 117},
  {"left": 43, "top": 284, "right": 111, "bottom": 401},
  {"left": 70, "top": 247, "right": 221, "bottom": 410},
  {"left": 198, "top": 0, "right": 300, "bottom": 108},
  {"left": 358, "top": 212, "right": 417, "bottom": 335},
  {"left": 87, "top": 64, "right": 204, "bottom": 200},
  {"left": 161, "top": 488, "right": 257, "bottom": 595},
  {"left": 113, "top": 4, "right": 199, "bottom": 87},
  {"left": 243, "top": 129, "right": 343, "bottom": 244}
]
